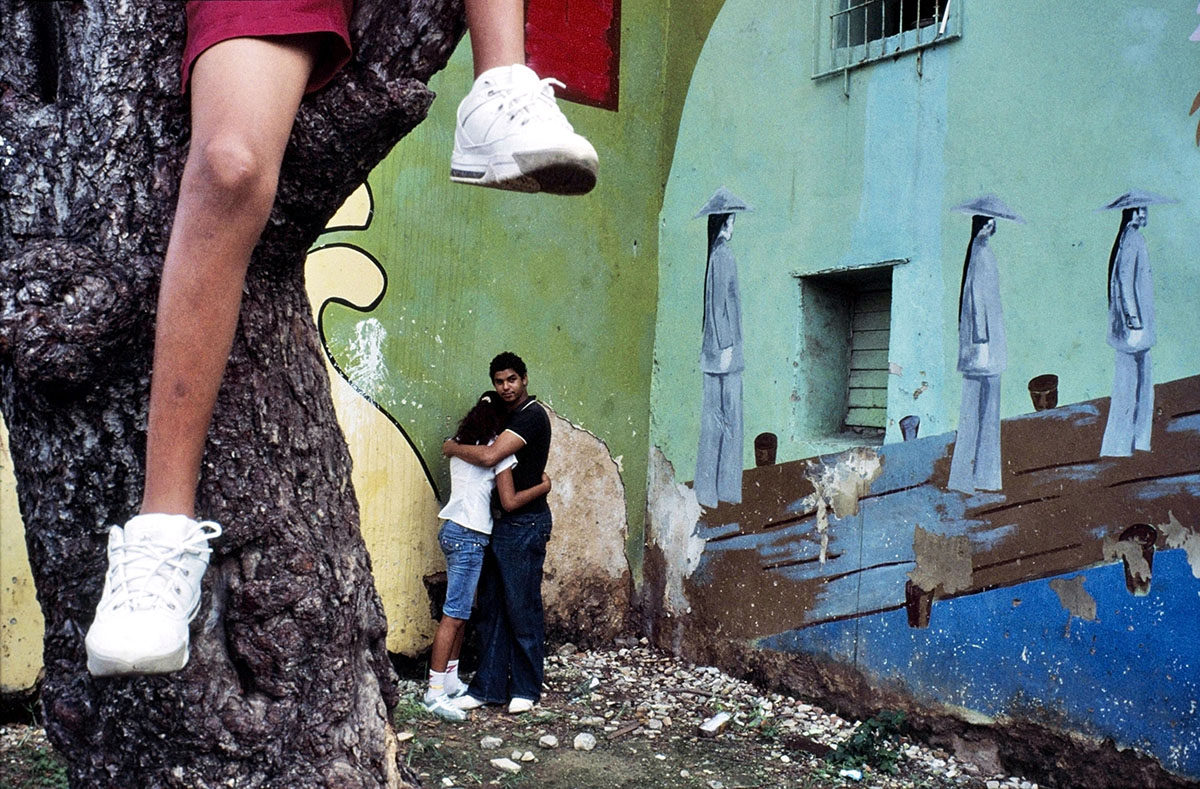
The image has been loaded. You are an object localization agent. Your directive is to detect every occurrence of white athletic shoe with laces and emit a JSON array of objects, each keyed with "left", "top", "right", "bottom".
[
  {"left": 85, "top": 513, "right": 222, "bottom": 677},
  {"left": 451, "top": 64, "right": 598, "bottom": 195},
  {"left": 424, "top": 692, "right": 468, "bottom": 722}
]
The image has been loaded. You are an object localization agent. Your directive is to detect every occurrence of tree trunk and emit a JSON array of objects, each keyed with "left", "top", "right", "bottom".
[{"left": 0, "top": 1, "right": 463, "bottom": 785}]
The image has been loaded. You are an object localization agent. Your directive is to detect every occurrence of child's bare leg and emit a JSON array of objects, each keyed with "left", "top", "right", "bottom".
[
  {"left": 140, "top": 37, "right": 318, "bottom": 517},
  {"left": 86, "top": 35, "right": 320, "bottom": 678},
  {"left": 426, "top": 615, "right": 469, "bottom": 719},
  {"left": 464, "top": 0, "right": 525, "bottom": 76},
  {"left": 430, "top": 615, "right": 466, "bottom": 674}
]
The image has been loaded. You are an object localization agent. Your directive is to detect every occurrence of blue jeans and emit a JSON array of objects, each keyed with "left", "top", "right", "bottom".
[
  {"left": 467, "top": 510, "right": 552, "bottom": 704},
  {"left": 438, "top": 521, "right": 489, "bottom": 620}
]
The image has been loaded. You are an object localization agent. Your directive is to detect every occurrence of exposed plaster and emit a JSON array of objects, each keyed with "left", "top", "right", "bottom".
[
  {"left": 1049, "top": 576, "right": 1097, "bottom": 622},
  {"left": 801, "top": 447, "right": 882, "bottom": 563},
  {"left": 1158, "top": 511, "right": 1200, "bottom": 579},
  {"left": 647, "top": 446, "right": 704, "bottom": 613},
  {"left": 908, "top": 524, "right": 972, "bottom": 595}
]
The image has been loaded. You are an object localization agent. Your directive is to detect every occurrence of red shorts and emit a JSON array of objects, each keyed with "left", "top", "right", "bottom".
[{"left": 182, "top": 0, "right": 355, "bottom": 94}]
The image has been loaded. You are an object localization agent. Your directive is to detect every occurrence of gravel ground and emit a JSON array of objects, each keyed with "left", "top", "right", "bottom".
[
  {"left": 392, "top": 638, "right": 1040, "bottom": 789},
  {"left": 1, "top": 639, "right": 1043, "bottom": 788}
]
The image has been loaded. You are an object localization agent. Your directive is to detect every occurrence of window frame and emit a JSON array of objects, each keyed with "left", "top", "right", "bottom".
[{"left": 811, "top": 0, "right": 962, "bottom": 80}]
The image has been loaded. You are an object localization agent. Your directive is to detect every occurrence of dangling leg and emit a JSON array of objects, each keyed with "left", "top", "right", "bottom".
[
  {"left": 87, "top": 37, "right": 319, "bottom": 677},
  {"left": 451, "top": 0, "right": 598, "bottom": 194}
]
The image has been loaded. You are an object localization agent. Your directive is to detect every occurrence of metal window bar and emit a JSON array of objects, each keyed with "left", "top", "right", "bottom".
[{"left": 814, "top": 0, "right": 958, "bottom": 80}]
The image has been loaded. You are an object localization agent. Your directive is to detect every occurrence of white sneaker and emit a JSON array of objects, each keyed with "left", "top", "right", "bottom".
[
  {"left": 424, "top": 692, "right": 468, "bottom": 722},
  {"left": 451, "top": 64, "right": 598, "bottom": 195},
  {"left": 85, "top": 514, "right": 222, "bottom": 677},
  {"left": 507, "top": 697, "right": 535, "bottom": 714},
  {"left": 453, "top": 693, "right": 485, "bottom": 711}
]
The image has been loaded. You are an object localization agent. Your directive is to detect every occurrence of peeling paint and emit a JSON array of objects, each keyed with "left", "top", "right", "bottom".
[
  {"left": 647, "top": 447, "right": 704, "bottom": 613},
  {"left": 908, "top": 524, "right": 972, "bottom": 594},
  {"left": 541, "top": 407, "right": 630, "bottom": 639},
  {"left": 1049, "top": 576, "right": 1097, "bottom": 622},
  {"left": 801, "top": 447, "right": 882, "bottom": 563},
  {"left": 1159, "top": 511, "right": 1200, "bottom": 579}
]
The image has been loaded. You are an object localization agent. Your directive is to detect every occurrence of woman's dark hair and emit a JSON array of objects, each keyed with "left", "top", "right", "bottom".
[
  {"left": 1107, "top": 208, "right": 1137, "bottom": 305},
  {"left": 958, "top": 214, "right": 992, "bottom": 318},
  {"left": 707, "top": 212, "right": 731, "bottom": 253},
  {"left": 454, "top": 391, "right": 506, "bottom": 446}
]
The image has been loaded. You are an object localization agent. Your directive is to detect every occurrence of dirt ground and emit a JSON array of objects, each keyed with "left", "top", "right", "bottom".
[{"left": 1, "top": 641, "right": 1032, "bottom": 788}]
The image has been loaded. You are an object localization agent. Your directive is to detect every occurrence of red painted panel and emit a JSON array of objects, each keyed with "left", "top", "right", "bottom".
[{"left": 525, "top": 0, "right": 620, "bottom": 110}]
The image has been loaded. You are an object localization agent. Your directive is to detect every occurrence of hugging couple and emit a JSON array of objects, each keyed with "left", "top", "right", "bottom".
[{"left": 424, "top": 351, "right": 554, "bottom": 720}]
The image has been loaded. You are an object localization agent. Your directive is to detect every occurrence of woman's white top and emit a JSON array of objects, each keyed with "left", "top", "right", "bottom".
[{"left": 437, "top": 449, "right": 517, "bottom": 535}]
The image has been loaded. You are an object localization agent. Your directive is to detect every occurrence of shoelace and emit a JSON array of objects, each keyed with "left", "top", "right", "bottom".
[
  {"left": 493, "top": 77, "right": 571, "bottom": 128},
  {"left": 103, "top": 522, "right": 222, "bottom": 614}
]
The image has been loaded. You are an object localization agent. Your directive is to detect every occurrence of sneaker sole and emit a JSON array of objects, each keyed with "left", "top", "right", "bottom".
[
  {"left": 451, "top": 149, "right": 598, "bottom": 196},
  {"left": 86, "top": 642, "right": 189, "bottom": 677}
]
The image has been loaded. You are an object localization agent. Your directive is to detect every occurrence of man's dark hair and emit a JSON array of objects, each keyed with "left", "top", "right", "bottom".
[{"left": 489, "top": 351, "right": 527, "bottom": 379}]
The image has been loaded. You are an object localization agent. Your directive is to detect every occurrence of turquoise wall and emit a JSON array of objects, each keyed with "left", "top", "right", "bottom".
[
  {"left": 318, "top": 2, "right": 670, "bottom": 574},
  {"left": 653, "top": 0, "right": 1200, "bottom": 479}
]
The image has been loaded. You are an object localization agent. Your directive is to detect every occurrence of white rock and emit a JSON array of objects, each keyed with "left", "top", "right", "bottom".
[
  {"left": 539, "top": 735, "right": 559, "bottom": 749},
  {"left": 647, "top": 719, "right": 664, "bottom": 731},
  {"left": 986, "top": 782, "right": 1001, "bottom": 789},
  {"left": 396, "top": 732, "right": 414, "bottom": 743},
  {"left": 440, "top": 779, "right": 454, "bottom": 787},
  {"left": 489, "top": 758, "right": 521, "bottom": 774},
  {"left": 480, "top": 736, "right": 503, "bottom": 750},
  {"left": 520, "top": 751, "right": 536, "bottom": 762},
  {"left": 573, "top": 732, "right": 597, "bottom": 751},
  {"left": 510, "top": 750, "right": 522, "bottom": 761}
]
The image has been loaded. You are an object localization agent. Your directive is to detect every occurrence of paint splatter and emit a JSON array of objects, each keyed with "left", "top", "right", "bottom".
[
  {"left": 1049, "top": 576, "right": 1097, "bottom": 622},
  {"left": 803, "top": 447, "right": 882, "bottom": 563},
  {"left": 1159, "top": 511, "right": 1200, "bottom": 579}
]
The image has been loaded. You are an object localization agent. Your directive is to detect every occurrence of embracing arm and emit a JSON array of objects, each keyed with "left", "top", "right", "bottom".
[
  {"left": 443, "top": 430, "right": 525, "bottom": 467},
  {"left": 496, "top": 469, "right": 551, "bottom": 512}
]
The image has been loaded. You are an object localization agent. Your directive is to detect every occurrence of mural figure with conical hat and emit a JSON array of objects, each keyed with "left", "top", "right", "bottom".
[
  {"left": 1100, "top": 190, "right": 1175, "bottom": 457},
  {"left": 947, "top": 195, "right": 1024, "bottom": 494},
  {"left": 694, "top": 187, "right": 751, "bottom": 508}
]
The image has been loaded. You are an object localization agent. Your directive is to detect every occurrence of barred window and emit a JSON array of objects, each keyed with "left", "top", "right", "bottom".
[{"left": 813, "top": 0, "right": 961, "bottom": 79}]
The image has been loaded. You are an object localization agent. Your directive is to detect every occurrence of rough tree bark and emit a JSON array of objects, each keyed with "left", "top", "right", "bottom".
[{"left": 0, "top": 1, "right": 463, "bottom": 785}]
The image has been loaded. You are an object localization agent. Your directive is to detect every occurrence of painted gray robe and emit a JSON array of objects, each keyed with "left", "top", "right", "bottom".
[
  {"left": 695, "top": 238, "right": 744, "bottom": 508},
  {"left": 1101, "top": 227, "right": 1155, "bottom": 456},
  {"left": 948, "top": 240, "right": 1006, "bottom": 493}
]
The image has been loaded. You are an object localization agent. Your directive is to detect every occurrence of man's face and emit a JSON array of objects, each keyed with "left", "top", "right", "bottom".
[
  {"left": 1133, "top": 207, "right": 1148, "bottom": 229},
  {"left": 492, "top": 368, "right": 528, "bottom": 407}
]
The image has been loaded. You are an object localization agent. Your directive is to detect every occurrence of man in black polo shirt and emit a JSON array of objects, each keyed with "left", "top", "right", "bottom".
[{"left": 442, "top": 351, "right": 552, "bottom": 714}]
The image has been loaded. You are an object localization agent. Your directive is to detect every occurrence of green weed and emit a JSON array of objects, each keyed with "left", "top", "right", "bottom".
[{"left": 826, "top": 709, "right": 906, "bottom": 775}]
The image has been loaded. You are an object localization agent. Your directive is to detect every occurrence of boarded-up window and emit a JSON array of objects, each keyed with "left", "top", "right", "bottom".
[
  {"left": 796, "top": 262, "right": 898, "bottom": 445},
  {"left": 845, "top": 287, "right": 890, "bottom": 430}
]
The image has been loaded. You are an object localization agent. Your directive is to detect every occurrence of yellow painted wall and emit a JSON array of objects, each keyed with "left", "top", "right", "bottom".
[
  {"left": 0, "top": 413, "right": 44, "bottom": 693},
  {"left": 304, "top": 184, "right": 443, "bottom": 656}
]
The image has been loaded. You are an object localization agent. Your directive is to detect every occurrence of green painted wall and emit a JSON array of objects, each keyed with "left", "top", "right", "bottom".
[
  {"left": 652, "top": 0, "right": 1200, "bottom": 480},
  {"left": 318, "top": 1, "right": 671, "bottom": 578}
]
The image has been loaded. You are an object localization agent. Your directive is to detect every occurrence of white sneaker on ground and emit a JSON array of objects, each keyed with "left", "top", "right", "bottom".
[
  {"left": 85, "top": 513, "right": 222, "bottom": 677},
  {"left": 424, "top": 692, "right": 468, "bottom": 722},
  {"left": 451, "top": 64, "right": 598, "bottom": 195},
  {"left": 453, "top": 693, "right": 485, "bottom": 711},
  {"left": 507, "top": 697, "right": 535, "bottom": 714}
]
